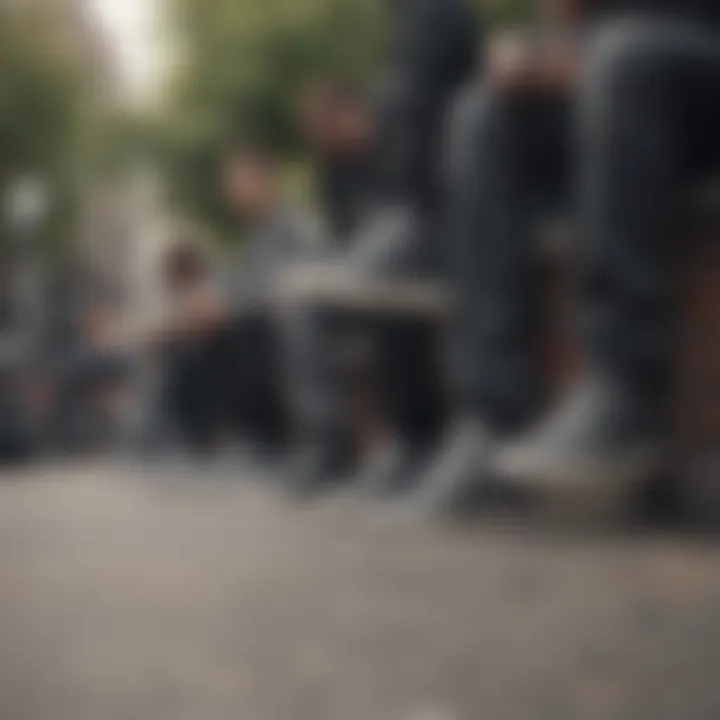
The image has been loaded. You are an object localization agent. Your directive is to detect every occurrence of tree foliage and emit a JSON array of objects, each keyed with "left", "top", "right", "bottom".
[
  {"left": 0, "top": 1, "right": 103, "bottom": 251},
  {"left": 155, "top": 0, "right": 384, "bottom": 239}
]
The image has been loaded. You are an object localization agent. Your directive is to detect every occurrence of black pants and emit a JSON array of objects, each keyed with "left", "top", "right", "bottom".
[
  {"left": 165, "top": 340, "right": 220, "bottom": 453},
  {"left": 164, "top": 316, "right": 286, "bottom": 453},
  {"left": 0, "top": 367, "right": 36, "bottom": 463},
  {"left": 282, "top": 304, "right": 445, "bottom": 452},
  {"left": 220, "top": 314, "right": 287, "bottom": 450},
  {"left": 375, "top": 314, "right": 446, "bottom": 448},
  {"left": 447, "top": 17, "right": 720, "bottom": 427}
]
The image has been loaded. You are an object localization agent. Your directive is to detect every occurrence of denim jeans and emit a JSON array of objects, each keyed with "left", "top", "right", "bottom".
[{"left": 446, "top": 17, "right": 720, "bottom": 426}]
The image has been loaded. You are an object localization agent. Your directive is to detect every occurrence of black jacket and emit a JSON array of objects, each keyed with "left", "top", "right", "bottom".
[
  {"left": 319, "top": 146, "right": 385, "bottom": 243},
  {"left": 379, "top": 0, "right": 479, "bottom": 215}
]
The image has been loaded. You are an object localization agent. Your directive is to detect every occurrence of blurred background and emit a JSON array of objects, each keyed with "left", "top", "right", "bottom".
[
  {"left": 2, "top": 1, "right": 720, "bottom": 719},
  {"left": 0, "top": 0, "right": 535, "bottom": 462},
  {"left": 0, "top": 0, "right": 530, "bottom": 337}
]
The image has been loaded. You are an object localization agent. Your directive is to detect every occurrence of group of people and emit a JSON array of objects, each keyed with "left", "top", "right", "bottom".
[
  {"left": 0, "top": 258, "right": 132, "bottom": 463},
  {"left": 153, "top": 0, "right": 720, "bottom": 515}
]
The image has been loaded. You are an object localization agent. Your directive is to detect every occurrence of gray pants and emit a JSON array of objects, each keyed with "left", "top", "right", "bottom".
[
  {"left": 447, "top": 17, "right": 720, "bottom": 428},
  {"left": 281, "top": 307, "right": 354, "bottom": 448}
]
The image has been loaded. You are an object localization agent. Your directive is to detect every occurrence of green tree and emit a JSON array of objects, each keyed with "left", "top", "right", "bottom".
[
  {"left": 155, "top": 0, "right": 384, "bottom": 241},
  {"left": 0, "top": 1, "right": 102, "bottom": 252}
]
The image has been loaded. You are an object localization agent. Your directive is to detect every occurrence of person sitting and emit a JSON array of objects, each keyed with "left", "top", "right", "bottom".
[
  {"left": 38, "top": 262, "right": 133, "bottom": 457},
  {"left": 282, "top": 80, "right": 386, "bottom": 493},
  {"left": 144, "top": 148, "right": 316, "bottom": 462},
  {"left": 153, "top": 240, "right": 226, "bottom": 456},
  {"left": 281, "top": 0, "right": 478, "bottom": 496},
  {"left": 420, "top": 0, "right": 720, "bottom": 513},
  {"left": 219, "top": 144, "right": 321, "bottom": 462},
  {"left": 296, "top": 79, "right": 385, "bottom": 244}
]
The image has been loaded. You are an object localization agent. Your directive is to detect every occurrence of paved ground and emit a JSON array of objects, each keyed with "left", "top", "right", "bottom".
[{"left": 2, "top": 460, "right": 720, "bottom": 720}]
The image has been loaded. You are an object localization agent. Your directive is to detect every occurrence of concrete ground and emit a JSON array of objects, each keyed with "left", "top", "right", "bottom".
[{"left": 1, "top": 460, "right": 720, "bottom": 720}]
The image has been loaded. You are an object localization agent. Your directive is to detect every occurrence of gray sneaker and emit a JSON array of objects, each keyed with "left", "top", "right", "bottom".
[
  {"left": 417, "top": 417, "right": 516, "bottom": 518},
  {"left": 498, "top": 376, "right": 663, "bottom": 488}
]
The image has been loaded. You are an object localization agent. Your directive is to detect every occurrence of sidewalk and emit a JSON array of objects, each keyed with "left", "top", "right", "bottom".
[{"left": 1, "top": 462, "right": 719, "bottom": 720}]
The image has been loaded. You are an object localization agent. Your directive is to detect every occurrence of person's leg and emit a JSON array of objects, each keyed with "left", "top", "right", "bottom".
[
  {"left": 449, "top": 86, "right": 570, "bottom": 429},
  {"left": 501, "top": 18, "right": 720, "bottom": 485},
  {"left": 379, "top": 316, "right": 446, "bottom": 445},
  {"left": 279, "top": 305, "right": 356, "bottom": 493},
  {"left": 160, "top": 348, "right": 190, "bottom": 448},
  {"left": 169, "top": 343, "right": 218, "bottom": 456},
  {"left": 422, "top": 84, "right": 569, "bottom": 512},
  {"left": 365, "top": 314, "right": 447, "bottom": 494},
  {"left": 584, "top": 18, "right": 720, "bottom": 401},
  {"left": 240, "top": 315, "right": 288, "bottom": 456},
  {"left": 220, "top": 317, "right": 254, "bottom": 442}
]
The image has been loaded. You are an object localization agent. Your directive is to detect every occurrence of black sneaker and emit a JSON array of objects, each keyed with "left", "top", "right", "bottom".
[{"left": 498, "top": 376, "right": 663, "bottom": 488}]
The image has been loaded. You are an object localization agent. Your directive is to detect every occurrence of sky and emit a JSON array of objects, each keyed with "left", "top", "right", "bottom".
[{"left": 88, "top": 0, "right": 165, "bottom": 103}]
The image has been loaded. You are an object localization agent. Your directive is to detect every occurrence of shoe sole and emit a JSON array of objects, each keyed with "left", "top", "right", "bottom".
[
  {"left": 495, "top": 447, "right": 665, "bottom": 529},
  {"left": 498, "top": 445, "right": 662, "bottom": 489}
]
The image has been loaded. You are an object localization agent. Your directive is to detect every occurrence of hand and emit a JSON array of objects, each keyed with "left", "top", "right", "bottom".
[{"left": 488, "top": 32, "right": 580, "bottom": 95}]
